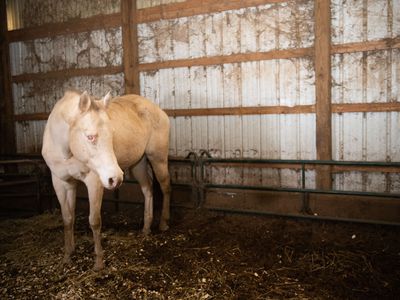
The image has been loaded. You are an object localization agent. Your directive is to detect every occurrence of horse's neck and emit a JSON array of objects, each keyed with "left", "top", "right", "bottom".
[
  {"left": 59, "top": 95, "right": 80, "bottom": 125},
  {"left": 49, "top": 96, "right": 80, "bottom": 157}
]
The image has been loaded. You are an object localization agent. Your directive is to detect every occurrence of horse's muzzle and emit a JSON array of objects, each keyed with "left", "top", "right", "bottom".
[{"left": 108, "top": 176, "right": 123, "bottom": 190}]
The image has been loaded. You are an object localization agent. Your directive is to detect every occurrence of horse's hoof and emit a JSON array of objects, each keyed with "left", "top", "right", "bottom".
[
  {"left": 93, "top": 261, "right": 104, "bottom": 271},
  {"left": 142, "top": 228, "right": 151, "bottom": 236},
  {"left": 159, "top": 222, "right": 169, "bottom": 232},
  {"left": 63, "top": 256, "right": 72, "bottom": 265}
]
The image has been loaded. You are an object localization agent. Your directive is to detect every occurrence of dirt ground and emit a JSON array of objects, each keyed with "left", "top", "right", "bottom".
[{"left": 0, "top": 206, "right": 399, "bottom": 299}]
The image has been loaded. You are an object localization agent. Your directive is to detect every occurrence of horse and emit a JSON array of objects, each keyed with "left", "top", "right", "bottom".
[{"left": 42, "top": 90, "right": 171, "bottom": 270}]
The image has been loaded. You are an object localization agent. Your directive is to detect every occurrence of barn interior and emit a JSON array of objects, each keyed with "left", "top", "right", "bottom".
[{"left": 0, "top": 0, "right": 399, "bottom": 299}]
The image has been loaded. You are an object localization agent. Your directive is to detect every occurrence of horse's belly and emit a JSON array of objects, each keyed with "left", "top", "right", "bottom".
[
  {"left": 114, "top": 139, "right": 147, "bottom": 170},
  {"left": 117, "top": 153, "right": 143, "bottom": 170}
]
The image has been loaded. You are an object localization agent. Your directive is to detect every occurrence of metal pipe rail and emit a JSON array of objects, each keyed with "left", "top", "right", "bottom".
[
  {"left": 52, "top": 154, "right": 400, "bottom": 220},
  {"left": 200, "top": 157, "right": 400, "bottom": 167},
  {"left": 197, "top": 155, "right": 400, "bottom": 222},
  {"left": 1, "top": 154, "right": 399, "bottom": 225},
  {"left": 0, "top": 159, "right": 44, "bottom": 213}
]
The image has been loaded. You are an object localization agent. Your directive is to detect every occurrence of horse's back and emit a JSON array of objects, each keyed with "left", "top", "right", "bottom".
[{"left": 108, "top": 94, "right": 169, "bottom": 132}]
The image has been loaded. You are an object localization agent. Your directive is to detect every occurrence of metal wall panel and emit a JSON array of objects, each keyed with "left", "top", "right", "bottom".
[
  {"left": 331, "top": 0, "right": 396, "bottom": 44},
  {"left": 331, "top": 0, "right": 399, "bottom": 192},
  {"left": 6, "top": 0, "right": 121, "bottom": 30},
  {"left": 138, "top": 0, "right": 316, "bottom": 188},
  {"left": 12, "top": 74, "right": 125, "bottom": 115},
  {"left": 7, "top": 0, "right": 397, "bottom": 193},
  {"left": 331, "top": 50, "right": 396, "bottom": 105},
  {"left": 140, "top": 57, "right": 316, "bottom": 159},
  {"left": 12, "top": 73, "right": 124, "bottom": 153},
  {"left": 332, "top": 111, "right": 400, "bottom": 193},
  {"left": 13, "top": 74, "right": 124, "bottom": 153},
  {"left": 15, "top": 120, "right": 46, "bottom": 153},
  {"left": 9, "top": 28, "right": 123, "bottom": 76},
  {"left": 137, "top": 0, "right": 186, "bottom": 9},
  {"left": 6, "top": 1, "right": 125, "bottom": 154},
  {"left": 137, "top": 2, "right": 314, "bottom": 62}
]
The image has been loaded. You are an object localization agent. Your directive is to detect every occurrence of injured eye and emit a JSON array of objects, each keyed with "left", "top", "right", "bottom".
[{"left": 86, "top": 134, "right": 98, "bottom": 144}]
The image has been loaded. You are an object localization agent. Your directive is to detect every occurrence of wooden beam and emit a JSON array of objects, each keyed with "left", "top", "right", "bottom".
[
  {"left": 121, "top": 0, "right": 140, "bottom": 94},
  {"left": 314, "top": 0, "right": 332, "bottom": 190},
  {"left": 332, "top": 38, "right": 400, "bottom": 54},
  {"left": 137, "top": 0, "right": 287, "bottom": 23},
  {"left": 139, "top": 48, "right": 312, "bottom": 71},
  {"left": 137, "top": 38, "right": 400, "bottom": 72},
  {"left": 12, "top": 66, "right": 123, "bottom": 83},
  {"left": 333, "top": 102, "right": 400, "bottom": 113},
  {"left": 15, "top": 102, "right": 400, "bottom": 121},
  {"left": 0, "top": 0, "right": 16, "bottom": 154},
  {"left": 14, "top": 105, "right": 314, "bottom": 121},
  {"left": 14, "top": 113, "right": 49, "bottom": 122},
  {"left": 164, "top": 105, "right": 315, "bottom": 117},
  {"left": 166, "top": 102, "right": 400, "bottom": 116},
  {"left": 7, "top": 13, "right": 121, "bottom": 42},
  {"left": 201, "top": 162, "right": 400, "bottom": 174}
]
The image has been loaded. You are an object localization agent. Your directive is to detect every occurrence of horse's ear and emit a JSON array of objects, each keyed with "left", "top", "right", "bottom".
[
  {"left": 102, "top": 91, "right": 112, "bottom": 108},
  {"left": 79, "top": 91, "right": 91, "bottom": 113}
]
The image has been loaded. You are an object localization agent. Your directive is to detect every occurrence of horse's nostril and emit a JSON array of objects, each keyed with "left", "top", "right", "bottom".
[{"left": 107, "top": 176, "right": 122, "bottom": 189}]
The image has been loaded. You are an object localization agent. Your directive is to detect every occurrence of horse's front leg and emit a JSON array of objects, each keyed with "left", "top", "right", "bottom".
[
  {"left": 83, "top": 171, "right": 105, "bottom": 270},
  {"left": 51, "top": 174, "right": 77, "bottom": 264}
]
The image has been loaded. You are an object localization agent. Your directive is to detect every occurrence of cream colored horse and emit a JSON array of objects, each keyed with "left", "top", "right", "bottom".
[{"left": 42, "top": 90, "right": 171, "bottom": 270}]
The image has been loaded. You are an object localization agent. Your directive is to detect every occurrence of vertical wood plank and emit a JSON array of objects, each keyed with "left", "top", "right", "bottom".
[
  {"left": 315, "top": 0, "right": 332, "bottom": 189},
  {"left": 0, "top": 0, "right": 16, "bottom": 154},
  {"left": 121, "top": 0, "right": 140, "bottom": 94}
]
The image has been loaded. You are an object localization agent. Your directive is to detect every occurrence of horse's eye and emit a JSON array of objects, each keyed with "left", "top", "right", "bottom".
[{"left": 87, "top": 134, "right": 98, "bottom": 144}]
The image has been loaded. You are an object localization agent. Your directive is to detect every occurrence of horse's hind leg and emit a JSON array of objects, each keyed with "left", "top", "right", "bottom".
[
  {"left": 51, "top": 174, "right": 77, "bottom": 264},
  {"left": 147, "top": 154, "right": 171, "bottom": 232},
  {"left": 131, "top": 156, "right": 153, "bottom": 235}
]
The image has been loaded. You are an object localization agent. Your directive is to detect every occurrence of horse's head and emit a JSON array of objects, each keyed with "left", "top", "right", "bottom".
[{"left": 69, "top": 91, "right": 123, "bottom": 190}]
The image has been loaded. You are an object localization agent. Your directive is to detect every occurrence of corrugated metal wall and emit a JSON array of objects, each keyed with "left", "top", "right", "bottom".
[
  {"left": 5, "top": 0, "right": 400, "bottom": 193},
  {"left": 138, "top": 1, "right": 317, "bottom": 188},
  {"left": 331, "top": 0, "right": 400, "bottom": 192},
  {"left": 135, "top": 0, "right": 399, "bottom": 192},
  {"left": 137, "top": 0, "right": 186, "bottom": 9},
  {"left": 6, "top": 0, "right": 124, "bottom": 153},
  {"left": 6, "top": 0, "right": 120, "bottom": 30}
]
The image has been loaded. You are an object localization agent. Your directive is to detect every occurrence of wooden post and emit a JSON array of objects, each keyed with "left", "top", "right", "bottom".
[
  {"left": 0, "top": 0, "right": 16, "bottom": 155},
  {"left": 315, "top": 0, "right": 332, "bottom": 189},
  {"left": 121, "top": 0, "right": 140, "bottom": 95}
]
